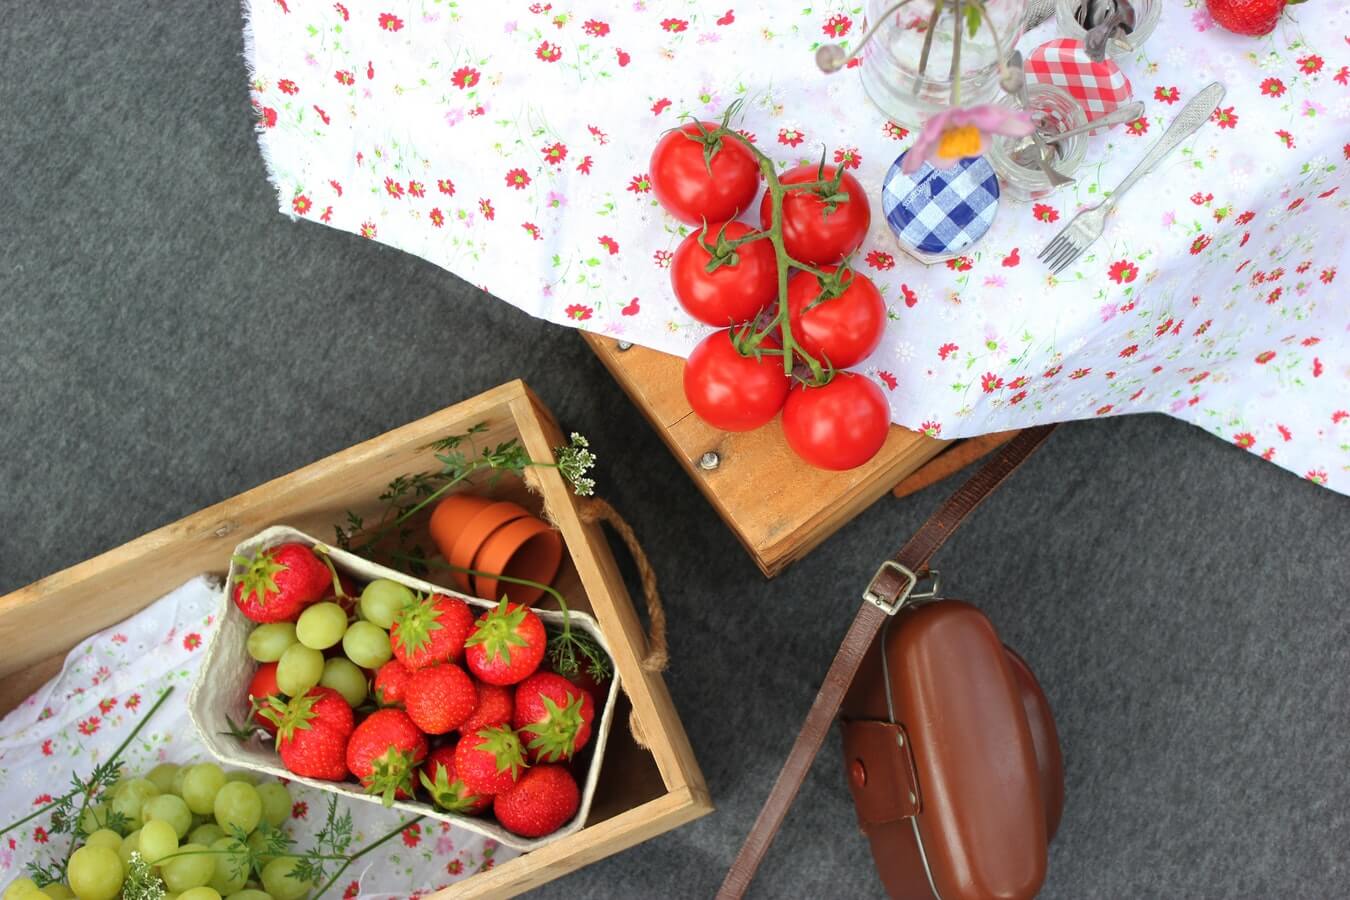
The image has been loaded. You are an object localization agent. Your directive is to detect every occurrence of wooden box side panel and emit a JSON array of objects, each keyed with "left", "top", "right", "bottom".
[{"left": 0, "top": 382, "right": 530, "bottom": 702}]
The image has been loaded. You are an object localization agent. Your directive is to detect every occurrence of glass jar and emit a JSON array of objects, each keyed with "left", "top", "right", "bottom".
[
  {"left": 987, "top": 83, "right": 1087, "bottom": 200},
  {"left": 1054, "top": 0, "right": 1160, "bottom": 59},
  {"left": 860, "top": 0, "right": 1030, "bottom": 128}
]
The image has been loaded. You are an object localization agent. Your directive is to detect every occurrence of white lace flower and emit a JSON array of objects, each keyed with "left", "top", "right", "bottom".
[{"left": 894, "top": 341, "right": 915, "bottom": 362}]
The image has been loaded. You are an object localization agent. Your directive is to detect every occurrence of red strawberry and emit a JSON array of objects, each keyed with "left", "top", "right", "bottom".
[
  {"left": 1206, "top": 0, "right": 1298, "bottom": 36},
  {"left": 513, "top": 673, "right": 595, "bottom": 763},
  {"left": 262, "top": 686, "right": 354, "bottom": 780},
  {"left": 345, "top": 709, "right": 428, "bottom": 805},
  {"left": 460, "top": 682, "right": 514, "bottom": 735},
  {"left": 419, "top": 744, "right": 492, "bottom": 815},
  {"left": 232, "top": 542, "right": 332, "bottom": 623},
  {"left": 248, "top": 662, "right": 282, "bottom": 736},
  {"left": 373, "top": 659, "right": 412, "bottom": 707},
  {"left": 390, "top": 593, "right": 474, "bottom": 669},
  {"left": 454, "top": 725, "right": 528, "bottom": 795},
  {"left": 493, "top": 764, "right": 580, "bottom": 838},
  {"left": 464, "top": 599, "right": 547, "bottom": 686},
  {"left": 404, "top": 663, "right": 477, "bottom": 734}
]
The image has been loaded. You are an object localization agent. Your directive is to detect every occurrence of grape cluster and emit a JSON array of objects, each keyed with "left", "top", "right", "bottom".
[
  {"left": 247, "top": 581, "right": 413, "bottom": 713},
  {"left": 4, "top": 763, "right": 302, "bottom": 900}
]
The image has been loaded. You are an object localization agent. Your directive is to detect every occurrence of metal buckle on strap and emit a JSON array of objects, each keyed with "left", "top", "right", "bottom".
[{"left": 863, "top": 561, "right": 941, "bottom": 615}]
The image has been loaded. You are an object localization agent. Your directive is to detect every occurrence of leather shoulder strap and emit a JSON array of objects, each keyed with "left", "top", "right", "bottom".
[{"left": 717, "top": 425, "right": 1057, "bottom": 899}]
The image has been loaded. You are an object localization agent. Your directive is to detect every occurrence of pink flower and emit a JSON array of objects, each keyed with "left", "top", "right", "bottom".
[
  {"left": 583, "top": 19, "right": 610, "bottom": 37},
  {"left": 378, "top": 12, "right": 403, "bottom": 31},
  {"left": 1154, "top": 86, "right": 1179, "bottom": 104},
  {"left": 505, "top": 168, "right": 530, "bottom": 190},
  {"left": 823, "top": 14, "right": 851, "bottom": 37},
  {"left": 1260, "top": 77, "right": 1285, "bottom": 97},
  {"left": 865, "top": 250, "right": 894, "bottom": 270},
  {"left": 451, "top": 67, "right": 479, "bottom": 89},
  {"left": 1211, "top": 106, "right": 1238, "bottom": 129},
  {"left": 565, "top": 304, "right": 593, "bottom": 321},
  {"left": 1032, "top": 203, "right": 1058, "bottom": 223},
  {"left": 778, "top": 128, "right": 805, "bottom": 147},
  {"left": 833, "top": 147, "right": 861, "bottom": 170},
  {"left": 901, "top": 104, "right": 1032, "bottom": 174},
  {"left": 277, "top": 79, "right": 298, "bottom": 95}
]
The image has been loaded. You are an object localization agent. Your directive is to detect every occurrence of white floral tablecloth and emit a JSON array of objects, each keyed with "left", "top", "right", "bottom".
[
  {"left": 0, "top": 578, "right": 514, "bottom": 897},
  {"left": 244, "top": 0, "right": 1349, "bottom": 493}
]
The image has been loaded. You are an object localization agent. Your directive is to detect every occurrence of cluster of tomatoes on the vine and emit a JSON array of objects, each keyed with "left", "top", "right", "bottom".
[{"left": 650, "top": 118, "right": 892, "bottom": 471}]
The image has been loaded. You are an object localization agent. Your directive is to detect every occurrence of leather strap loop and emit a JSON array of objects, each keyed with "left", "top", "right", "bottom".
[{"left": 717, "top": 425, "right": 1057, "bottom": 899}]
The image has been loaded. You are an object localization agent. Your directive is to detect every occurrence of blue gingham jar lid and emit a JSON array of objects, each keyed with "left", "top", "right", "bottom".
[{"left": 882, "top": 152, "right": 999, "bottom": 256}]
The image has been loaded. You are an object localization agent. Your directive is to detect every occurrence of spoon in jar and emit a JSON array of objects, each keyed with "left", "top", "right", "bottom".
[
  {"left": 1003, "top": 52, "right": 1076, "bottom": 187},
  {"left": 1007, "top": 100, "right": 1145, "bottom": 167},
  {"left": 1085, "top": 0, "right": 1136, "bottom": 61}
]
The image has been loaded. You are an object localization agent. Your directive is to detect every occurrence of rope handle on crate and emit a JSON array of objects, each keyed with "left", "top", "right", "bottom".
[{"left": 576, "top": 497, "right": 669, "bottom": 674}]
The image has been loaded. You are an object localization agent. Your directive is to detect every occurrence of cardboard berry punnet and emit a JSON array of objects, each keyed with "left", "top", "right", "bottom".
[{"left": 189, "top": 524, "right": 621, "bottom": 851}]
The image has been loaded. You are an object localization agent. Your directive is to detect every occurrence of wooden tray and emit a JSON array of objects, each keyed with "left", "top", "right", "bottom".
[
  {"left": 583, "top": 333, "right": 947, "bottom": 577},
  {"left": 0, "top": 380, "right": 710, "bottom": 898}
]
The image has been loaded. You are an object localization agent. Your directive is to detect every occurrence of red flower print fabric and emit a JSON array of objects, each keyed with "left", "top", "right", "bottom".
[{"left": 242, "top": 3, "right": 1350, "bottom": 494}]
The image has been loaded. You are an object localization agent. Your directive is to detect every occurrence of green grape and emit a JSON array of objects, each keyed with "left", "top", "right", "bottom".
[
  {"left": 77, "top": 803, "right": 114, "bottom": 837},
  {"left": 143, "top": 793, "right": 193, "bottom": 839},
  {"left": 276, "top": 644, "right": 325, "bottom": 696},
  {"left": 181, "top": 764, "right": 227, "bottom": 816},
  {"left": 178, "top": 888, "right": 223, "bottom": 900},
  {"left": 172, "top": 764, "right": 192, "bottom": 796},
  {"left": 224, "top": 771, "right": 258, "bottom": 785},
  {"left": 260, "top": 858, "right": 313, "bottom": 900},
  {"left": 82, "top": 830, "right": 122, "bottom": 852},
  {"left": 319, "top": 657, "right": 368, "bottom": 707},
  {"left": 161, "top": 843, "right": 215, "bottom": 892},
  {"left": 110, "top": 778, "right": 159, "bottom": 831},
  {"left": 67, "top": 845, "right": 124, "bottom": 900},
  {"left": 40, "top": 885, "right": 73, "bottom": 900},
  {"left": 296, "top": 602, "right": 348, "bottom": 650},
  {"left": 245, "top": 829, "right": 279, "bottom": 869},
  {"left": 146, "top": 763, "right": 181, "bottom": 795},
  {"left": 4, "top": 877, "right": 43, "bottom": 900},
  {"left": 189, "top": 823, "right": 226, "bottom": 846},
  {"left": 342, "top": 620, "right": 392, "bottom": 669},
  {"left": 246, "top": 624, "right": 298, "bottom": 663},
  {"left": 213, "top": 782, "right": 262, "bottom": 836},
  {"left": 208, "top": 837, "right": 250, "bottom": 896},
  {"left": 139, "top": 818, "right": 179, "bottom": 865},
  {"left": 254, "top": 783, "right": 292, "bottom": 829},
  {"left": 225, "top": 892, "right": 274, "bottom": 900},
  {"left": 117, "top": 830, "right": 141, "bottom": 867},
  {"left": 360, "top": 579, "right": 413, "bottom": 628}
]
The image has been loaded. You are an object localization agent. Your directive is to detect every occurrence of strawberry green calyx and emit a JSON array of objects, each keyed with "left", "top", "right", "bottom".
[
  {"left": 367, "top": 748, "right": 421, "bottom": 808},
  {"left": 260, "top": 694, "right": 317, "bottom": 749},
  {"left": 477, "top": 725, "right": 528, "bottom": 780},
  {"left": 419, "top": 768, "right": 484, "bottom": 813},
  {"left": 392, "top": 591, "right": 445, "bottom": 655},
  {"left": 464, "top": 598, "right": 529, "bottom": 665},
  {"left": 526, "top": 694, "right": 587, "bottom": 762},
  {"left": 233, "top": 549, "right": 287, "bottom": 607}
]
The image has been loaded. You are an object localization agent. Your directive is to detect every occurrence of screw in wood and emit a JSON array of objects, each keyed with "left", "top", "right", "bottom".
[
  {"left": 698, "top": 450, "right": 721, "bottom": 471},
  {"left": 617, "top": 341, "right": 633, "bottom": 351}
]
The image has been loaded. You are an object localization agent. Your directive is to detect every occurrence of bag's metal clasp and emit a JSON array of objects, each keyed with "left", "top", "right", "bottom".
[{"left": 863, "top": 561, "right": 941, "bottom": 615}]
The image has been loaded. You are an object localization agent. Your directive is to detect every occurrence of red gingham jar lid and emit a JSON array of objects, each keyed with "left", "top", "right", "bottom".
[{"left": 1025, "top": 38, "right": 1132, "bottom": 124}]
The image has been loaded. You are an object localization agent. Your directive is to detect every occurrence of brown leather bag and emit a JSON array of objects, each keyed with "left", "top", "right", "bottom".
[{"left": 720, "top": 426, "right": 1062, "bottom": 899}]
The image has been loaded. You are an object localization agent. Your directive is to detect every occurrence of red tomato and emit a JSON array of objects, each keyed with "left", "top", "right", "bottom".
[
  {"left": 760, "top": 164, "right": 870, "bottom": 266},
  {"left": 683, "top": 329, "right": 789, "bottom": 432},
  {"left": 671, "top": 222, "right": 778, "bottom": 326},
  {"left": 650, "top": 123, "right": 760, "bottom": 225},
  {"left": 781, "top": 373, "right": 889, "bottom": 470},
  {"left": 248, "top": 662, "right": 282, "bottom": 735},
  {"left": 787, "top": 266, "right": 886, "bottom": 369}
]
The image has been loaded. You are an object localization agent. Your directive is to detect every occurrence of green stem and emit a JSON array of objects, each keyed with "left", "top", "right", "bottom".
[
  {"left": 313, "top": 816, "right": 425, "bottom": 899},
  {"left": 913, "top": 0, "right": 944, "bottom": 92},
  {"left": 713, "top": 129, "right": 832, "bottom": 385},
  {"left": 52, "top": 689, "right": 174, "bottom": 870},
  {"left": 950, "top": 0, "right": 963, "bottom": 106}
]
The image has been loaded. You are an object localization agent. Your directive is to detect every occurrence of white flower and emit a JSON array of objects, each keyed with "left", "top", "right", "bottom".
[{"left": 894, "top": 341, "right": 915, "bottom": 362}]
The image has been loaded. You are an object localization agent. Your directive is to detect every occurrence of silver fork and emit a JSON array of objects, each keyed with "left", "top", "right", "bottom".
[{"left": 1039, "top": 82, "right": 1226, "bottom": 276}]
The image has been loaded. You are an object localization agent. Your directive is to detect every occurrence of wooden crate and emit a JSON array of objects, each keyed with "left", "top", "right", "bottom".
[
  {"left": 0, "top": 380, "right": 710, "bottom": 898},
  {"left": 583, "top": 333, "right": 947, "bottom": 577}
]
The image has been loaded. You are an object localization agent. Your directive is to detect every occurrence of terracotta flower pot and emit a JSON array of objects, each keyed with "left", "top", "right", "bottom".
[
  {"left": 428, "top": 493, "right": 494, "bottom": 562},
  {"left": 447, "top": 501, "right": 531, "bottom": 593},
  {"left": 472, "top": 516, "right": 563, "bottom": 607}
]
